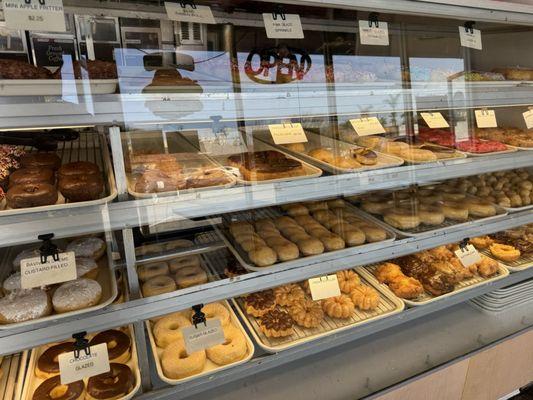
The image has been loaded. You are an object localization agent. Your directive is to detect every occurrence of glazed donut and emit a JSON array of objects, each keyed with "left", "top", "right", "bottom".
[
  {"left": 58, "top": 174, "right": 104, "bottom": 202},
  {"left": 58, "top": 161, "right": 100, "bottom": 179},
  {"left": 86, "top": 363, "right": 135, "bottom": 400},
  {"left": 465, "top": 199, "right": 497, "bottom": 217},
  {"left": 12, "top": 248, "right": 40, "bottom": 271},
  {"left": 336, "top": 270, "right": 361, "bottom": 294},
  {"left": 321, "top": 295, "right": 354, "bottom": 319},
  {"left": 52, "top": 278, "right": 102, "bottom": 313},
  {"left": 350, "top": 285, "right": 380, "bottom": 311},
  {"left": 418, "top": 204, "right": 445, "bottom": 226},
  {"left": 206, "top": 325, "right": 247, "bottom": 365},
  {"left": 272, "top": 242, "right": 300, "bottom": 261},
  {"left": 295, "top": 238, "right": 325, "bottom": 256},
  {"left": 2, "top": 272, "right": 21, "bottom": 293},
  {"left": 36, "top": 342, "right": 75, "bottom": 379},
  {"left": 66, "top": 237, "right": 106, "bottom": 260},
  {"left": 153, "top": 312, "right": 191, "bottom": 348},
  {"left": 161, "top": 338, "right": 206, "bottom": 379},
  {"left": 137, "top": 262, "right": 169, "bottom": 282},
  {"left": 308, "top": 148, "right": 334, "bottom": 164},
  {"left": 239, "top": 237, "right": 267, "bottom": 252},
  {"left": 199, "top": 303, "right": 231, "bottom": 326},
  {"left": 75, "top": 257, "right": 99, "bottom": 280},
  {"left": 288, "top": 299, "right": 324, "bottom": 328},
  {"left": 489, "top": 243, "right": 521, "bottom": 262},
  {"left": 358, "top": 225, "right": 387, "bottom": 242},
  {"left": 6, "top": 183, "right": 58, "bottom": 209},
  {"left": 248, "top": 247, "right": 277, "bottom": 267},
  {"left": 441, "top": 201, "right": 469, "bottom": 221},
  {"left": 174, "top": 265, "right": 208, "bottom": 288},
  {"left": 0, "top": 289, "right": 51, "bottom": 324},
  {"left": 20, "top": 152, "right": 61, "bottom": 170},
  {"left": 335, "top": 226, "right": 366, "bottom": 246},
  {"left": 168, "top": 255, "right": 201, "bottom": 273},
  {"left": 264, "top": 236, "right": 289, "bottom": 247},
  {"left": 469, "top": 236, "right": 494, "bottom": 249},
  {"left": 142, "top": 275, "right": 177, "bottom": 297},
  {"left": 89, "top": 329, "right": 131, "bottom": 364},
  {"left": 361, "top": 199, "right": 393, "bottom": 215},
  {"left": 33, "top": 375, "right": 84, "bottom": 400},
  {"left": 384, "top": 209, "right": 420, "bottom": 229},
  {"left": 8, "top": 167, "right": 55, "bottom": 188}
]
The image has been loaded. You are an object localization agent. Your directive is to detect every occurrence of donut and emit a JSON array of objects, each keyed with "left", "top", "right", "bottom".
[
  {"left": 441, "top": 201, "right": 469, "bottom": 221},
  {"left": 89, "top": 329, "right": 131, "bottom": 363},
  {"left": 86, "top": 363, "right": 135, "bottom": 400},
  {"left": 442, "top": 192, "right": 466, "bottom": 201},
  {"left": 168, "top": 255, "right": 200, "bottom": 273},
  {"left": 52, "top": 278, "right": 102, "bottom": 313},
  {"left": 349, "top": 285, "right": 380, "bottom": 311},
  {"left": 36, "top": 342, "right": 75, "bottom": 379},
  {"left": 32, "top": 375, "right": 84, "bottom": 400},
  {"left": 285, "top": 204, "right": 309, "bottom": 217},
  {"left": 58, "top": 174, "right": 104, "bottom": 202},
  {"left": 465, "top": 199, "right": 497, "bottom": 217},
  {"left": 272, "top": 242, "right": 300, "bottom": 261},
  {"left": 282, "top": 143, "right": 306, "bottom": 152},
  {"left": 358, "top": 225, "right": 387, "bottom": 242},
  {"left": 335, "top": 226, "right": 366, "bottom": 246},
  {"left": 361, "top": 199, "right": 393, "bottom": 215},
  {"left": 489, "top": 243, "right": 521, "bottom": 262},
  {"left": 20, "top": 152, "right": 61, "bottom": 170},
  {"left": 153, "top": 312, "right": 191, "bottom": 348},
  {"left": 258, "top": 309, "right": 294, "bottom": 338},
  {"left": 239, "top": 237, "right": 267, "bottom": 252},
  {"left": 418, "top": 204, "right": 445, "bottom": 226},
  {"left": 274, "top": 284, "right": 305, "bottom": 307},
  {"left": 321, "top": 295, "right": 354, "bottom": 319},
  {"left": 161, "top": 338, "right": 206, "bottom": 379},
  {"left": 295, "top": 238, "right": 324, "bottom": 256},
  {"left": 288, "top": 299, "right": 324, "bottom": 328},
  {"left": 383, "top": 209, "right": 420, "bottom": 229},
  {"left": 137, "top": 262, "right": 169, "bottom": 282},
  {"left": 8, "top": 167, "right": 55, "bottom": 188},
  {"left": 352, "top": 148, "right": 378, "bottom": 165},
  {"left": 12, "top": 248, "right": 40, "bottom": 271},
  {"left": 399, "top": 148, "right": 437, "bottom": 162},
  {"left": 337, "top": 270, "right": 361, "bottom": 293},
  {"left": 248, "top": 247, "right": 277, "bottom": 267},
  {"left": 6, "top": 183, "right": 58, "bottom": 208},
  {"left": 2, "top": 272, "right": 21, "bottom": 293},
  {"left": 332, "top": 156, "right": 361, "bottom": 169},
  {"left": 142, "top": 275, "right": 176, "bottom": 297},
  {"left": 383, "top": 141, "right": 409, "bottom": 156},
  {"left": 66, "top": 237, "right": 106, "bottom": 260},
  {"left": 75, "top": 257, "right": 99, "bottom": 280},
  {"left": 308, "top": 148, "right": 334, "bottom": 164},
  {"left": 206, "top": 325, "right": 247, "bottom": 365},
  {"left": 469, "top": 236, "right": 494, "bottom": 249},
  {"left": 0, "top": 289, "right": 51, "bottom": 324},
  {"left": 57, "top": 161, "right": 100, "bottom": 179},
  {"left": 174, "top": 265, "right": 208, "bottom": 288}
]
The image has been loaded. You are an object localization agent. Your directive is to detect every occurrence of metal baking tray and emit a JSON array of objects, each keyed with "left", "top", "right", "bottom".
[
  {"left": 360, "top": 262, "right": 509, "bottom": 307},
  {"left": 458, "top": 142, "right": 518, "bottom": 157},
  {"left": 146, "top": 300, "right": 254, "bottom": 385},
  {"left": 0, "top": 79, "right": 118, "bottom": 96},
  {"left": 481, "top": 279, "right": 533, "bottom": 297},
  {"left": 217, "top": 203, "right": 396, "bottom": 272},
  {"left": 0, "top": 233, "right": 118, "bottom": 330},
  {"left": 0, "top": 352, "right": 27, "bottom": 400},
  {"left": 0, "top": 132, "right": 117, "bottom": 216},
  {"left": 20, "top": 325, "right": 140, "bottom": 400},
  {"left": 478, "top": 249, "right": 533, "bottom": 272},
  {"left": 255, "top": 130, "right": 405, "bottom": 174}
]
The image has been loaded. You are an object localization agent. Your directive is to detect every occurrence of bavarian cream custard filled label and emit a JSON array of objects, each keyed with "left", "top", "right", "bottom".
[{"left": 20, "top": 251, "right": 76, "bottom": 289}]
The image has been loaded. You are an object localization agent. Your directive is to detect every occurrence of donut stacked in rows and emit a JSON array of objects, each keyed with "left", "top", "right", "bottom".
[
  {"left": 32, "top": 328, "right": 135, "bottom": 400},
  {"left": 0, "top": 237, "right": 106, "bottom": 324},
  {"left": 154, "top": 302, "right": 249, "bottom": 379}
]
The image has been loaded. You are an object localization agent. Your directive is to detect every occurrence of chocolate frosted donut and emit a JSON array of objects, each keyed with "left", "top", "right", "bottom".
[
  {"left": 58, "top": 161, "right": 100, "bottom": 179},
  {"left": 32, "top": 375, "right": 84, "bottom": 400},
  {"left": 20, "top": 153, "right": 61, "bottom": 171},
  {"left": 6, "top": 183, "right": 58, "bottom": 208},
  {"left": 58, "top": 174, "right": 104, "bottom": 202},
  {"left": 87, "top": 363, "right": 134, "bottom": 400},
  {"left": 36, "top": 342, "right": 75, "bottom": 379},
  {"left": 8, "top": 167, "right": 55, "bottom": 188},
  {"left": 89, "top": 330, "right": 131, "bottom": 363}
]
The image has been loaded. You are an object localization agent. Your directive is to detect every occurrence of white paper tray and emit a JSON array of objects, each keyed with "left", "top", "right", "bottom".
[
  {"left": 0, "top": 79, "right": 117, "bottom": 96},
  {"left": 1, "top": 132, "right": 117, "bottom": 217},
  {"left": 217, "top": 203, "right": 396, "bottom": 272},
  {"left": 0, "top": 351, "right": 27, "bottom": 400},
  {"left": 0, "top": 233, "right": 118, "bottom": 330},
  {"left": 360, "top": 262, "right": 509, "bottom": 307},
  {"left": 146, "top": 300, "right": 254, "bottom": 385},
  {"left": 20, "top": 325, "right": 140, "bottom": 400}
]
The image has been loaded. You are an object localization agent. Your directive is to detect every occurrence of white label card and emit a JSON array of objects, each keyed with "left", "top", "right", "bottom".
[
  {"left": 269, "top": 123, "right": 308, "bottom": 145},
  {"left": 262, "top": 13, "right": 304, "bottom": 39},
  {"left": 164, "top": 2, "right": 216, "bottom": 24},
  {"left": 459, "top": 27, "right": 482, "bottom": 50},
  {"left": 4, "top": 0, "right": 66, "bottom": 32},
  {"left": 359, "top": 21, "right": 389, "bottom": 46},
  {"left": 58, "top": 343, "right": 110, "bottom": 385},
  {"left": 308, "top": 274, "right": 341, "bottom": 301},
  {"left": 20, "top": 252, "right": 76, "bottom": 289},
  {"left": 475, "top": 109, "right": 497, "bottom": 128},
  {"left": 420, "top": 112, "right": 450, "bottom": 129},
  {"left": 350, "top": 117, "right": 386, "bottom": 136},
  {"left": 182, "top": 319, "right": 225, "bottom": 354},
  {"left": 523, "top": 109, "right": 533, "bottom": 129},
  {"left": 454, "top": 244, "right": 482, "bottom": 268}
]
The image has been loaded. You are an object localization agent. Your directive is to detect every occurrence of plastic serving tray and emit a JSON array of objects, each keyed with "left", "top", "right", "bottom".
[
  {"left": 0, "top": 351, "right": 27, "bottom": 400},
  {"left": 0, "top": 79, "right": 118, "bottom": 96},
  {"left": 20, "top": 325, "right": 140, "bottom": 400}
]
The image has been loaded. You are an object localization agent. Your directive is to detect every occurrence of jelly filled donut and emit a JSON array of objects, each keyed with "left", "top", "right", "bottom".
[
  {"left": 66, "top": 237, "right": 106, "bottom": 260},
  {"left": 89, "top": 329, "right": 131, "bottom": 364}
]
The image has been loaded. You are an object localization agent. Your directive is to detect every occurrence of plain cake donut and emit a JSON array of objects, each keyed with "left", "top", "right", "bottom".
[
  {"left": 137, "top": 262, "right": 169, "bottom": 282},
  {"left": 142, "top": 275, "right": 176, "bottom": 297},
  {"left": 174, "top": 265, "right": 208, "bottom": 288},
  {"left": 153, "top": 312, "right": 192, "bottom": 348},
  {"left": 206, "top": 325, "right": 247, "bottom": 365},
  {"left": 168, "top": 255, "right": 200, "bottom": 273}
]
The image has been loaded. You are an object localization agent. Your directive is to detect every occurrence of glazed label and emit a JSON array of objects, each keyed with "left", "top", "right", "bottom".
[
  {"left": 420, "top": 112, "right": 450, "bottom": 129},
  {"left": 475, "top": 109, "right": 497, "bottom": 128},
  {"left": 459, "top": 27, "right": 482, "bottom": 50},
  {"left": 20, "top": 251, "right": 76, "bottom": 289},
  {"left": 269, "top": 123, "right": 308, "bottom": 144},
  {"left": 455, "top": 245, "right": 482, "bottom": 267},
  {"left": 4, "top": 0, "right": 66, "bottom": 32},
  {"left": 523, "top": 110, "right": 533, "bottom": 129},
  {"left": 182, "top": 318, "right": 225, "bottom": 354},
  {"left": 164, "top": 3, "right": 216, "bottom": 24},
  {"left": 263, "top": 13, "right": 304, "bottom": 39},
  {"left": 309, "top": 274, "right": 341, "bottom": 301},
  {"left": 359, "top": 21, "right": 389, "bottom": 46},
  {"left": 58, "top": 343, "right": 110, "bottom": 385},
  {"left": 350, "top": 117, "right": 386, "bottom": 136}
]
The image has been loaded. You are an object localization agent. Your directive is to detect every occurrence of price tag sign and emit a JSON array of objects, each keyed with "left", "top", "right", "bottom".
[
  {"left": 262, "top": 13, "right": 304, "bottom": 39},
  {"left": 20, "top": 252, "right": 76, "bottom": 289},
  {"left": 459, "top": 27, "right": 482, "bottom": 50},
  {"left": 420, "top": 112, "right": 450, "bottom": 129},
  {"left": 269, "top": 123, "right": 308, "bottom": 145},
  {"left": 4, "top": 0, "right": 66, "bottom": 32},
  {"left": 350, "top": 117, "right": 386, "bottom": 136},
  {"left": 475, "top": 109, "right": 497, "bottom": 128},
  {"left": 523, "top": 109, "right": 533, "bottom": 129},
  {"left": 58, "top": 343, "right": 110, "bottom": 385},
  {"left": 359, "top": 21, "right": 389, "bottom": 46},
  {"left": 164, "top": 2, "right": 216, "bottom": 24},
  {"left": 308, "top": 274, "right": 341, "bottom": 301},
  {"left": 182, "top": 319, "right": 225, "bottom": 354},
  {"left": 454, "top": 245, "right": 482, "bottom": 268}
]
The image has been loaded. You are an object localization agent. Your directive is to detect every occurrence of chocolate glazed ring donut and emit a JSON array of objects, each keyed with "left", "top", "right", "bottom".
[
  {"left": 89, "top": 330, "right": 131, "bottom": 364},
  {"left": 87, "top": 363, "right": 134, "bottom": 400},
  {"left": 36, "top": 342, "right": 75, "bottom": 379},
  {"left": 32, "top": 375, "right": 84, "bottom": 400}
]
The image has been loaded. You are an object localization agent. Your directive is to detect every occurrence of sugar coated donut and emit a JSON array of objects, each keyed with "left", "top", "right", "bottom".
[
  {"left": 89, "top": 329, "right": 131, "bottom": 364},
  {"left": 0, "top": 289, "right": 51, "bottom": 324},
  {"left": 52, "top": 278, "right": 102, "bottom": 314},
  {"left": 200, "top": 303, "right": 230, "bottom": 326},
  {"left": 153, "top": 312, "right": 192, "bottom": 348},
  {"left": 142, "top": 275, "right": 176, "bottom": 297},
  {"left": 161, "top": 338, "right": 206, "bottom": 379},
  {"left": 206, "top": 325, "right": 247, "bottom": 365},
  {"left": 2, "top": 272, "right": 21, "bottom": 293},
  {"left": 66, "top": 237, "right": 106, "bottom": 260},
  {"left": 12, "top": 248, "right": 40, "bottom": 271},
  {"left": 75, "top": 257, "right": 99, "bottom": 280},
  {"left": 174, "top": 265, "right": 208, "bottom": 288},
  {"left": 168, "top": 255, "right": 200, "bottom": 273},
  {"left": 137, "top": 262, "right": 169, "bottom": 282}
]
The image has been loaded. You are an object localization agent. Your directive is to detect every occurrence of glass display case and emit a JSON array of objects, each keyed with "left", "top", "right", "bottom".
[{"left": 0, "top": 0, "right": 532, "bottom": 399}]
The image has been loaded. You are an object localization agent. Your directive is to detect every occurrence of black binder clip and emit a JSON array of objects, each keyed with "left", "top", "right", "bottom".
[
  {"left": 38, "top": 233, "right": 59, "bottom": 264},
  {"left": 459, "top": 238, "right": 470, "bottom": 251},
  {"left": 73, "top": 332, "right": 90, "bottom": 359},
  {"left": 272, "top": 5, "right": 286, "bottom": 21},
  {"left": 464, "top": 21, "right": 475, "bottom": 34},
  {"left": 24, "top": 0, "right": 46, "bottom": 4},
  {"left": 179, "top": 0, "right": 196, "bottom": 9},
  {"left": 191, "top": 304, "right": 206, "bottom": 328},
  {"left": 369, "top": 12, "right": 380, "bottom": 28}
]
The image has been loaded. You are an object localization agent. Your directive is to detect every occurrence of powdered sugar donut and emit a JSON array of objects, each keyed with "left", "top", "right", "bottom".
[
  {"left": 0, "top": 289, "right": 51, "bottom": 324},
  {"left": 75, "top": 257, "right": 99, "bottom": 279},
  {"left": 2, "top": 272, "right": 21, "bottom": 293},
  {"left": 12, "top": 248, "right": 40, "bottom": 271},
  {"left": 66, "top": 237, "right": 106, "bottom": 260},
  {"left": 52, "top": 278, "right": 102, "bottom": 313}
]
